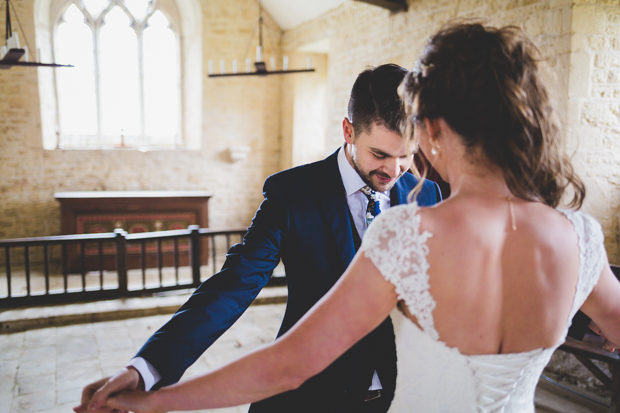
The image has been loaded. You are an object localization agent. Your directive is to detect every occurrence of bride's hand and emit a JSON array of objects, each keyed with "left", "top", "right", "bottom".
[{"left": 106, "top": 390, "right": 163, "bottom": 413}]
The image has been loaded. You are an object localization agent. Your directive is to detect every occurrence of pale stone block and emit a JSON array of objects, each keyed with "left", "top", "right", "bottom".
[
  {"left": 0, "top": 374, "right": 16, "bottom": 395},
  {"left": 11, "top": 390, "right": 55, "bottom": 413},
  {"left": 23, "top": 327, "right": 57, "bottom": 348},
  {"left": 572, "top": 4, "right": 609, "bottom": 35},
  {"left": 594, "top": 53, "right": 610, "bottom": 68},
  {"left": 581, "top": 102, "right": 619, "bottom": 125},
  {"left": 56, "top": 339, "right": 98, "bottom": 363},
  {"left": 570, "top": 124, "right": 605, "bottom": 151},
  {"left": 568, "top": 51, "right": 592, "bottom": 98},
  {"left": 16, "top": 373, "right": 54, "bottom": 395},
  {"left": 55, "top": 387, "right": 82, "bottom": 408},
  {"left": 19, "top": 346, "right": 56, "bottom": 363},
  {"left": 609, "top": 70, "right": 620, "bottom": 83},
  {"left": 56, "top": 358, "right": 101, "bottom": 391},
  {"left": 589, "top": 35, "right": 611, "bottom": 51},
  {"left": 592, "top": 68, "right": 607, "bottom": 82},
  {"left": 16, "top": 359, "right": 56, "bottom": 378}
]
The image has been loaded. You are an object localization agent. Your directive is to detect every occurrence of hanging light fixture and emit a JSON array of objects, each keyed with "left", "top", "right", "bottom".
[
  {"left": 207, "top": 1, "right": 314, "bottom": 78},
  {"left": 0, "top": 0, "right": 73, "bottom": 69}
]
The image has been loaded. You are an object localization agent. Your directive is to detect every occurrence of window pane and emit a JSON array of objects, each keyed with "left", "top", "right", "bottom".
[
  {"left": 56, "top": 4, "right": 97, "bottom": 138},
  {"left": 99, "top": 6, "right": 141, "bottom": 142},
  {"left": 143, "top": 10, "right": 179, "bottom": 141}
]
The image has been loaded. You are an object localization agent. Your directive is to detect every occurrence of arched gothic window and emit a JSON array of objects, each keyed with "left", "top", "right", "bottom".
[{"left": 35, "top": 0, "right": 202, "bottom": 149}]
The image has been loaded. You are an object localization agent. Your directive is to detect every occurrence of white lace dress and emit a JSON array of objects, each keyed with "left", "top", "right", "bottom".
[{"left": 360, "top": 203, "right": 606, "bottom": 413}]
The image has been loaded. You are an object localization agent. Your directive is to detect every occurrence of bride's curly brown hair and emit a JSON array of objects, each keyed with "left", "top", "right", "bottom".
[{"left": 400, "top": 22, "right": 585, "bottom": 209}]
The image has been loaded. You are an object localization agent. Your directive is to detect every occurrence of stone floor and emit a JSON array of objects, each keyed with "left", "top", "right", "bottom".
[
  {"left": 0, "top": 300, "right": 613, "bottom": 413},
  {"left": 1, "top": 303, "right": 286, "bottom": 413}
]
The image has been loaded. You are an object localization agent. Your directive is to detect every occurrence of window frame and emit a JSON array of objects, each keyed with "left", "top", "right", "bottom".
[{"left": 35, "top": 0, "right": 202, "bottom": 151}]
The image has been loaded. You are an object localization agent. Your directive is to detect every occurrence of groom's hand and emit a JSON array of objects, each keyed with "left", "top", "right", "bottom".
[{"left": 73, "top": 366, "right": 144, "bottom": 412}]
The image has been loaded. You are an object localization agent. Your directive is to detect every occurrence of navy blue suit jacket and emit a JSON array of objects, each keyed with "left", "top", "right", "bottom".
[{"left": 136, "top": 150, "right": 442, "bottom": 412}]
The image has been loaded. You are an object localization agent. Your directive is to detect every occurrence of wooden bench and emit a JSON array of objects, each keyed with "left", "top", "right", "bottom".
[{"left": 556, "top": 265, "right": 620, "bottom": 412}]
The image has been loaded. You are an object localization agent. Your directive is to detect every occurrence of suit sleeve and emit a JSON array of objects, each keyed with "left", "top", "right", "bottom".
[{"left": 135, "top": 177, "right": 289, "bottom": 387}]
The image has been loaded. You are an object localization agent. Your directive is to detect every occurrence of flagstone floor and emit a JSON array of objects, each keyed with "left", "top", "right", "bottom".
[{"left": 0, "top": 301, "right": 611, "bottom": 413}]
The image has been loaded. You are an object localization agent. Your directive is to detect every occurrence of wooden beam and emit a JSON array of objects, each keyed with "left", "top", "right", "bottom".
[{"left": 354, "top": 0, "right": 408, "bottom": 12}]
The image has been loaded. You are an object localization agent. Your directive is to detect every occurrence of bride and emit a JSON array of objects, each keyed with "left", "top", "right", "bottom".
[{"left": 96, "top": 23, "right": 620, "bottom": 412}]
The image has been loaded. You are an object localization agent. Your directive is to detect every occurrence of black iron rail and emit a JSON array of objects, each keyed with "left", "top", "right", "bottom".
[{"left": 0, "top": 226, "right": 252, "bottom": 308}]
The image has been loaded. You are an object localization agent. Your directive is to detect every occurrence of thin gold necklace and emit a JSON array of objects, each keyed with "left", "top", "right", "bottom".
[{"left": 507, "top": 196, "right": 517, "bottom": 231}]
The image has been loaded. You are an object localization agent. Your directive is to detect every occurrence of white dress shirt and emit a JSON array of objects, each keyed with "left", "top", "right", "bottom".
[
  {"left": 129, "top": 145, "right": 390, "bottom": 391},
  {"left": 338, "top": 143, "right": 389, "bottom": 391},
  {"left": 337, "top": 143, "right": 391, "bottom": 239}
]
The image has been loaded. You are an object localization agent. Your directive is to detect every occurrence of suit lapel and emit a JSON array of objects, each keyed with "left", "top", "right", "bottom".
[
  {"left": 317, "top": 153, "right": 414, "bottom": 270},
  {"left": 316, "top": 150, "right": 357, "bottom": 269},
  {"left": 390, "top": 176, "right": 410, "bottom": 207}
]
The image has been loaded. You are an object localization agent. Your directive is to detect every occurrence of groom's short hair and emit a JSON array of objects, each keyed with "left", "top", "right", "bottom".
[{"left": 347, "top": 63, "right": 408, "bottom": 136}]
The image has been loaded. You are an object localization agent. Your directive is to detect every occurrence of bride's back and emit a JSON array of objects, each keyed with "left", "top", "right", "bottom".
[
  {"left": 397, "top": 23, "right": 588, "bottom": 357},
  {"left": 420, "top": 196, "right": 580, "bottom": 355}
]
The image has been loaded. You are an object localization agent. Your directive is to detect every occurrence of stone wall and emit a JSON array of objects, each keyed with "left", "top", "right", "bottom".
[
  {"left": 567, "top": 0, "right": 620, "bottom": 261},
  {"left": 0, "top": 0, "right": 283, "bottom": 248},
  {"left": 283, "top": 0, "right": 620, "bottom": 264}
]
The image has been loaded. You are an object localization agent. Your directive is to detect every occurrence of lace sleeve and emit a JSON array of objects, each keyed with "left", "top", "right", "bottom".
[
  {"left": 560, "top": 210, "right": 606, "bottom": 319},
  {"left": 360, "top": 203, "right": 439, "bottom": 340}
]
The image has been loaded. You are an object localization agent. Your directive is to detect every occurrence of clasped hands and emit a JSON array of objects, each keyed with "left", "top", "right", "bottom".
[{"left": 73, "top": 367, "right": 163, "bottom": 413}]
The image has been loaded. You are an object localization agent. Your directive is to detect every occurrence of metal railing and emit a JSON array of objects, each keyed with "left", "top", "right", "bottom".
[{"left": 0, "top": 225, "right": 280, "bottom": 308}]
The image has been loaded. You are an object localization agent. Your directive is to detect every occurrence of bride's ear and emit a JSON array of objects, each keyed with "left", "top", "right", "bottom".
[{"left": 424, "top": 118, "right": 441, "bottom": 140}]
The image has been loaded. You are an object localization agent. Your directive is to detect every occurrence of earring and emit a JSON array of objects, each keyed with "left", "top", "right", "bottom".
[{"left": 431, "top": 147, "right": 437, "bottom": 156}]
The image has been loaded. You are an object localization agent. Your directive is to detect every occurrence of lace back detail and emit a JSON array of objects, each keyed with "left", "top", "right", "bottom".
[
  {"left": 558, "top": 210, "right": 606, "bottom": 338},
  {"left": 361, "top": 203, "right": 439, "bottom": 340}
]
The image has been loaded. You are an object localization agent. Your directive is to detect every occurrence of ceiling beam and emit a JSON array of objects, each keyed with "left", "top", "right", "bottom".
[{"left": 353, "top": 0, "right": 408, "bottom": 12}]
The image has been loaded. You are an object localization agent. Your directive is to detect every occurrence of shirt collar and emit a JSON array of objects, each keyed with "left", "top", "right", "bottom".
[
  {"left": 337, "top": 144, "right": 368, "bottom": 197},
  {"left": 337, "top": 143, "right": 391, "bottom": 199}
]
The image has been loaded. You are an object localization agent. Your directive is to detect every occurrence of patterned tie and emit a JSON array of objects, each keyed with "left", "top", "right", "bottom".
[{"left": 360, "top": 185, "right": 382, "bottom": 226}]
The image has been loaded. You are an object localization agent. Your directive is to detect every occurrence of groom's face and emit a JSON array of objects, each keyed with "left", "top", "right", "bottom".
[{"left": 344, "top": 119, "right": 414, "bottom": 193}]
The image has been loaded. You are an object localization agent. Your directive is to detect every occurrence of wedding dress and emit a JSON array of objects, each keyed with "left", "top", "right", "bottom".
[{"left": 361, "top": 203, "right": 606, "bottom": 412}]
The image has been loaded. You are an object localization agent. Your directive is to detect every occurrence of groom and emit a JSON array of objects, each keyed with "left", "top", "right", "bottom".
[{"left": 79, "top": 64, "right": 442, "bottom": 413}]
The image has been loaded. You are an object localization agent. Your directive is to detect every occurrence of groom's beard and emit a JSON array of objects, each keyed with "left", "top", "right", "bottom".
[{"left": 351, "top": 155, "right": 404, "bottom": 193}]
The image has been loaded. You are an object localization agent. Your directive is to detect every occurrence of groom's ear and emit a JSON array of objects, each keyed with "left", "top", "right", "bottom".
[{"left": 343, "top": 118, "right": 355, "bottom": 144}]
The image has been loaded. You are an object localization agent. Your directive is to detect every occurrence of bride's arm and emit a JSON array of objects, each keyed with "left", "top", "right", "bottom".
[
  {"left": 580, "top": 257, "right": 620, "bottom": 350},
  {"left": 106, "top": 253, "right": 398, "bottom": 413}
]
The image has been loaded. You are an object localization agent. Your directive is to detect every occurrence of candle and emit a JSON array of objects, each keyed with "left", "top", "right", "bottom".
[
  {"left": 256, "top": 45, "right": 263, "bottom": 62},
  {"left": 232, "top": 59, "right": 238, "bottom": 74},
  {"left": 219, "top": 60, "right": 225, "bottom": 74},
  {"left": 270, "top": 57, "right": 276, "bottom": 71},
  {"left": 7, "top": 32, "right": 19, "bottom": 50},
  {"left": 208, "top": 60, "right": 214, "bottom": 75},
  {"left": 283, "top": 56, "right": 288, "bottom": 71},
  {"left": 306, "top": 57, "right": 312, "bottom": 70},
  {"left": 246, "top": 58, "right": 251, "bottom": 73}
]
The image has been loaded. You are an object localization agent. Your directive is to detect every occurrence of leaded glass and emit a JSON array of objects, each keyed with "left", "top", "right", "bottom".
[
  {"left": 144, "top": 10, "right": 179, "bottom": 140},
  {"left": 53, "top": 0, "right": 181, "bottom": 148},
  {"left": 100, "top": 6, "right": 140, "bottom": 141},
  {"left": 56, "top": 4, "right": 97, "bottom": 137}
]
